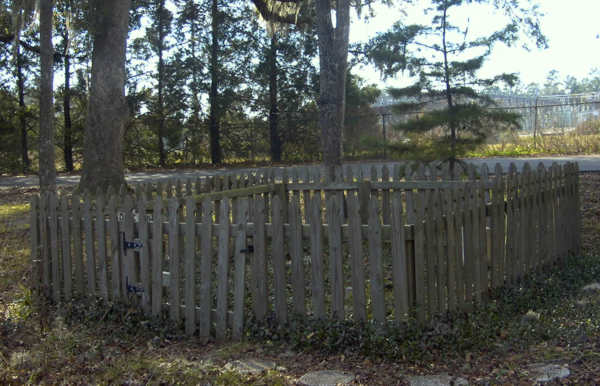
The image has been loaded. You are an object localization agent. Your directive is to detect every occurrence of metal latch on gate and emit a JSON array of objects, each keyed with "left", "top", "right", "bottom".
[
  {"left": 240, "top": 245, "right": 254, "bottom": 254},
  {"left": 126, "top": 276, "right": 144, "bottom": 294},
  {"left": 122, "top": 232, "right": 143, "bottom": 251}
]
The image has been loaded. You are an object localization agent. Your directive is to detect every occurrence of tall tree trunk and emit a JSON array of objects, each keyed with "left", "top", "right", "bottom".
[
  {"left": 208, "top": 0, "right": 222, "bottom": 165},
  {"left": 268, "top": 33, "right": 282, "bottom": 163},
  {"left": 189, "top": 1, "right": 201, "bottom": 164},
  {"left": 441, "top": 2, "right": 456, "bottom": 173},
  {"left": 315, "top": 0, "right": 350, "bottom": 181},
  {"left": 79, "top": 0, "right": 130, "bottom": 192},
  {"left": 15, "top": 46, "right": 30, "bottom": 173},
  {"left": 157, "top": 0, "right": 166, "bottom": 167},
  {"left": 39, "top": 0, "right": 56, "bottom": 192},
  {"left": 63, "top": 29, "right": 74, "bottom": 172}
]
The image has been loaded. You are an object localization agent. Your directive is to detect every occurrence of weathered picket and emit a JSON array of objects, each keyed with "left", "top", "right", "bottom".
[{"left": 30, "top": 161, "right": 581, "bottom": 340}]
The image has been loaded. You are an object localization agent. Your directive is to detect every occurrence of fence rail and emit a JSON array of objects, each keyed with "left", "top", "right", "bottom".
[{"left": 30, "top": 161, "right": 580, "bottom": 339}]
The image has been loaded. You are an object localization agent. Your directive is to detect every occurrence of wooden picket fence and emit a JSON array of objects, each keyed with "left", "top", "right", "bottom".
[{"left": 30, "top": 161, "right": 580, "bottom": 339}]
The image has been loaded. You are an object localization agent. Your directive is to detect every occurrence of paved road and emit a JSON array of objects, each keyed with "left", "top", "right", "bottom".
[{"left": 2, "top": 155, "right": 599, "bottom": 189}]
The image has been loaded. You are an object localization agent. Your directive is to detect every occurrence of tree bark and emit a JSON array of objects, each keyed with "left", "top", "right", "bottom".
[
  {"left": 315, "top": 0, "right": 349, "bottom": 181},
  {"left": 63, "top": 29, "right": 74, "bottom": 172},
  {"left": 441, "top": 2, "right": 457, "bottom": 174},
  {"left": 157, "top": 0, "right": 167, "bottom": 167},
  {"left": 268, "top": 34, "right": 282, "bottom": 163},
  {"left": 208, "top": 0, "right": 222, "bottom": 165},
  {"left": 39, "top": 0, "right": 56, "bottom": 193},
  {"left": 16, "top": 45, "right": 30, "bottom": 173},
  {"left": 189, "top": 0, "right": 202, "bottom": 164},
  {"left": 79, "top": 0, "right": 130, "bottom": 192}
]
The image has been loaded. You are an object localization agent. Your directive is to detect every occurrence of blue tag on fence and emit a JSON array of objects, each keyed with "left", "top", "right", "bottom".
[{"left": 122, "top": 233, "right": 143, "bottom": 251}]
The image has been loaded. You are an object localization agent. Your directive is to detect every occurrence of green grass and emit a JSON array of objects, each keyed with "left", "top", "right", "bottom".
[{"left": 468, "top": 133, "right": 600, "bottom": 157}]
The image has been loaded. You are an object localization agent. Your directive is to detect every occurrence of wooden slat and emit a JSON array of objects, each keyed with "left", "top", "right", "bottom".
[
  {"left": 516, "top": 170, "right": 524, "bottom": 280},
  {"left": 199, "top": 198, "right": 213, "bottom": 339},
  {"left": 71, "top": 194, "right": 84, "bottom": 294},
  {"left": 60, "top": 196, "right": 72, "bottom": 301},
  {"left": 425, "top": 184, "right": 438, "bottom": 315},
  {"left": 538, "top": 164, "right": 547, "bottom": 268},
  {"left": 151, "top": 199, "right": 164, "bottom": 315},
  {"left": 549, "top": 164, "right": 557, "bottom": 263},
  {"left": 327, "top": 194, "right": 344, "bottom": 320},
  {"left": 123, "top": 196, "right": 135, "bottom": 298},
  {"left": 289, "top": 195, "right": 305, "bottom": 316},
  {"left": 462, "top": 182, "right": 474, "bottom": 308},
  {"left": 95, "top": 194, "right": 108, "bottom": 300},
  {"left": 470, "top": 177, "right": 482, "bottom": 304},
  {"left": 215, "top": 199, "right": 230, "bottom": 340},
  {"left": 413, "top": 182, "right": 427, "bottom": 322},
  {"left": 108, "top": 196, "right": 121, "bottom": 300},
  {"left": 271, "top": 196, "right": 288, "bottom": 324},
  {"left": 83, "top": 197, "right": 95, "bottom": 297},
  {"left": 358, "top": 181, "right": 371, "bottom": 224},
  {"left": 475, "top": 177, "right": 486, "bottom": 302},
  {"left": 445, "top": 188, "right": 458, "bottom": 312},
  {"left": 347, "top": 195, "right": 366, "bottom": 322},
  {"left": 252, "top": 197, "right": 268, "bottom": 321},
  {"left": 530, "top": 164, "right": 540, "bottom": 270},
  {"left": 138, "top": 196, "right": 151, "bottom": 314},
  {"left": 232, "top": 198, "right": 249, "bottom": 340},
  {"left": 391, "top": 190, "right": 409, "bottom": 322},
  {"left": 300, "top": 167, "right": 311, "bottom": 223},
  {"left": 368, "top": 199, "right": 386, "bottom": 324},
  {"left": 454, "top": 186, "right": 466, "bottom": 309},
  {"left": 168, "top": 198, "right": 181, "bottom": 323},
  {"left": 433, "top": 189, "right": 447, "bottom": 314},
  {"left": 309, "top": 195, "right": 325, "bottom": 318},
  {"left": 497, "top": 164, "right": 507, "bottom": 284},
  {"left": 521, "top": 163, "right": 531, "bottom": 275},
  {"left": 30, "top": 196, "right": 40, "bottom": 290},
  {"left": 49, "top": 194, "right": 60, "bottom": 301},
  {"left": 382, "top": 165, "right": 391, "bottom": 225},
  {"left": 405, "top": 173, "right": 416, "bottom": 307},
  {"left": 184, "top": 196, "right": 196, "bottom": 335}
]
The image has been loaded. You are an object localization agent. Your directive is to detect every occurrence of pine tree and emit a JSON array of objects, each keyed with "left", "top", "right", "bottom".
[
  {"left": 39, "top": 0, "right": 56, "bottom": 192},
  {"left": 251, "top": 18, "right": 318, "bottom": 162},
  {"left": 367, "top": 0, "right": 546, "bottom": 171}
]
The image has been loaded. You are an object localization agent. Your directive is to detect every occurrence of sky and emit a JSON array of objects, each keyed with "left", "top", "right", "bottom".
[{"left": 350, "top": 0, "right": 600, "bottom": 89}]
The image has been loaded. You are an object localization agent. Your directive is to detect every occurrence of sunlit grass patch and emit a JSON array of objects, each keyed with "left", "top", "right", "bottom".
[
  {"left": 0, "top": 202, "right": 30, "bottom": 234},
  {"left": 0, "top": 203, "right": 29, "bottom": 218}
]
